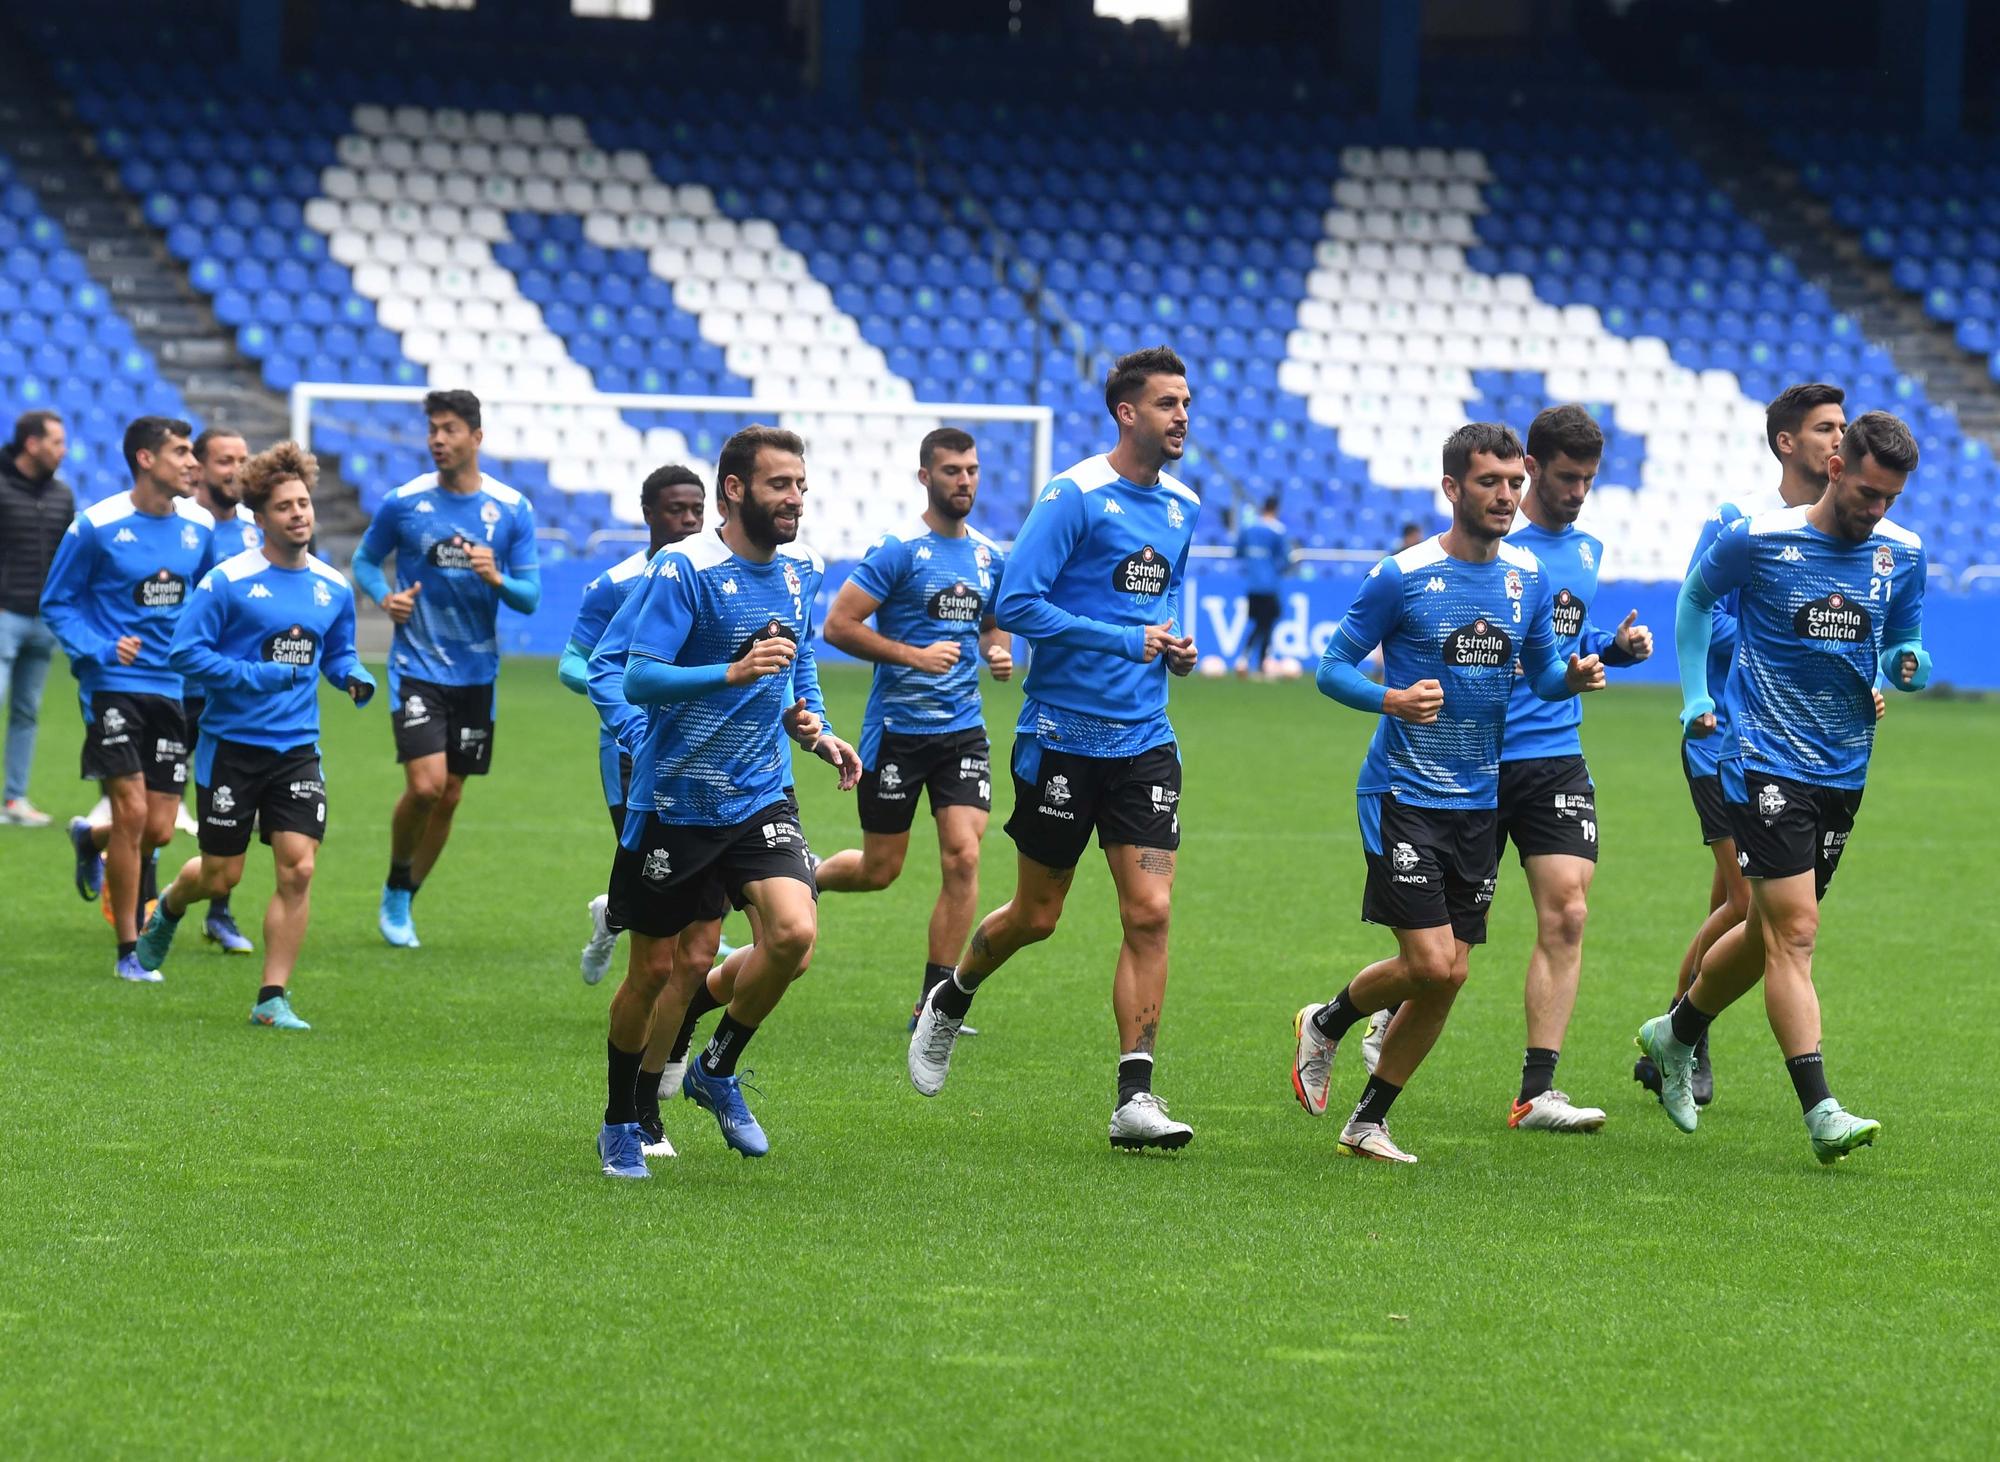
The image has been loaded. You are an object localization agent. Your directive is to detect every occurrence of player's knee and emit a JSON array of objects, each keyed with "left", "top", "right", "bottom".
[
  {"left": 1118, "top": 890, "right": 1172, "bottom": 946},
  {"left": 1405, "top": 951, "right": 1460, "bottom": 992},
  {"left": 1766, "top": 908, "right": 1819, "bottom": 962},
  {"left": 760, "top": 911, "right": 816, "bottom": 967},
  {"left": 1539, "top": 894, "right": 1590, "bottom": 950},
  {"left": 435, "top": 779, "right": 465, "bottom": 815},
  {"left": 858, "top": 852, "right": 904, "bottom": 891},
  {"left": 278, "top": 855, "right": 315, "bottom": 895},
  {"left": 937, "top": 842, "right": 979, "bottom": 890},
  {"left": 1010, "top": 899, "right": 1063, "bottom": 946}
]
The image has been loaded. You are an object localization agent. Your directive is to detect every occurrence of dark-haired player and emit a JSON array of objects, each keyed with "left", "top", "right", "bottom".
[
  {"left": 42, "top": 416, "right": 214, "bottom": 982},
  {"left": 137, "top": 443, "right": 373, "bottom": 1028},
  {"left": 351, "top": 389, "right": 538, "bottom": 949},
  {"left": 817, "top": 426, "right": 1012, "bottom": 1028},
  {"left": 561, "top": 463, "right": 708, "bottom": 983},
  {"left": 1234, "top": 495, "right": 1290, "bottom": 677},
  {"left": 1637, "top": 382, "right": 1871, "bottom": 1106},
  {"left": 908, "top": 346, "right": 1201, "bottom": 1151},
  {"left": 1293, "top": 424, "right": 1604, "bottom": 1164},
  {"left": 590, "top": 425, "right": 861, "bottom": 1179},
  {"left": 1638, "top": 412, "right": 1927, "bottom": 1165}
]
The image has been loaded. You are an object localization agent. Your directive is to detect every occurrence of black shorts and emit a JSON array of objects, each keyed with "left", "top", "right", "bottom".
[
  {"left": 81, "top": 690, "right": 187, "bottom": 793},
  {"left": 858, "top": 727, "right": 992, "bottom": 835},
  {"left": 608, "top": 752, "right": 633, "bottom": 838},
  {"left": 182, "top": 692, "right": 207, "bottom": 745},
  {"left": 1681, "top": 745, "right": 1733, "bottom": 847},
  {"left": 197, "top": 740, "right": 327, "bottom": 857},
  {"left": 1004, "top": 737, "right": 1180, "bottom": 871},
  {"left": 1246, "top": 592, "right": 1279, "bottom": 630},
  {"left": 1361, "top": 793, "right": 1498, "bottom": 945},
  {"left": 1724, "top": 772, "right": 1863, "bottom": 902},
  {"left": 1495, "top": 755, "right": 1598, "bottom": 864},
  {"left": 393, "top": 677, "right": 495, "bottom": 775},
  {"left": 607, "top": 796, "right": 817, "bottom": 940}
]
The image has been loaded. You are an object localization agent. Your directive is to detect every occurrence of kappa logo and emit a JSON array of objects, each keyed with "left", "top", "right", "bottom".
[
  {"left": 313, "top": 580, "right": 333, "bottom": 608},
  {"left": 1391, "top": 842, "right": 1420, "bottom": 873},
  {"left": 212, "top": 785, "right": 236, "bottom": 815},
  {"left": 416, "top": 499, "right": 435, "bottom": 513},
  {"left": 1103, "top": 498, "right": 1125, "bottom": 515},
  {"left": 642, "top": 847, "right": 673, "bottom": 883},
  {"left": 1779, "top": 545, "right": 1805, "bottom": 563},
  {"left": 721, "top": 578, "right": 738, "bottom": 595},
  {"left": 1042, "top": 486, "right": 1062, "bottom": 502},
  {"left": 1045, "top": 775, "right": 1071, "bottom": 806},
  {"left": 879, "top": 763, "right": 903, "bottom": 792},
  {"left": 1423, "top": 577, "right": 1447, "bottom": 592},
  {"left": 1873, "top": 544, "right": 1895, "bottom": 578},
  {"left": 915, "top": 545, "right": 933, "bottom": 561},
  {"left": 1757, "top": 782, "right": 1787, "bottom": 819},
  {"left": 103, "top": 707, "right": 127, "bottom": 733},
  {"left": 248, "top": 583, "right": 273, "bottom": 599},
  {"left": 113, "top": 527, "right": 137, "bottom": 544}
]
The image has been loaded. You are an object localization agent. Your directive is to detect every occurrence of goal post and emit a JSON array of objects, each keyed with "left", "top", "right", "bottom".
[{"left": 290, "top": 382, "right": 1056, "bottom": 564}]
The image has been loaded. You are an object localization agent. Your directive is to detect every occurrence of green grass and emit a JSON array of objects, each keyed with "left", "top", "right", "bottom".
[{"left": 3, "top": 664, "right": 1996, "bottom": 1457}]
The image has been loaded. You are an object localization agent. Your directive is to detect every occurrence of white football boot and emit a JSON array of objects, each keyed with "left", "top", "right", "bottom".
[
  {"left": 1337, "top": 1120, "right": 1417, "bottom": 1164},
  {"left": 1291, "top": 1004, "right": 1338, "bottom": 1116},
  {"left": 1508, "top": 1089, "right": 1607, "bottom": 1132},
  {"left": 579, "top": 894, "right": 618, "bottom": 985},
  {"left": 1361, "top": 1007, "right": 1392, "bottom": 1076},
  {"left": 907, "top": 985, "right": 964, "bottom": 1096},
  {"left": 1109, "top": 1092, "right": 1193, "bottom": 1150}
]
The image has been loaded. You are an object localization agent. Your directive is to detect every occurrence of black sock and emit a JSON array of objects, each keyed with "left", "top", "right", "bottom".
[
  {"left": 257, "top": 984, "right": 285, "bottom": 1004},
  {"left": 921, "top": 961, "right": 955, "bottom": 1007},
  {"left": 1351, "top": 1074, "right": 1403, "bottom": 1127},
  {"left": 636, "top": 1072, "right": 663, "bottom": 1125},
  {"left": 605, "top": 1039, "right": 644, "bottom": 1126},
  {"left": 212, "top": 892, "right": 231, "bottom": 919},
  {"left": 1785, "top": 1051, "right": 1832, "bottom": 1113},
  {"left": 931, "top": 970, "right": 976, "bottom": 1020},
  {"left": 118, "top": 939, "right": 137, "bottom": 960},
  {"left": 1117, "top": 1054, "right": 1153, "bottom": 1107},
  {"left": 1310, "top": 984, "right": 1369, "bottom": 1042},
  {"left": 1519, "top": 1047, "right": 1561, "bottom": 1103},
  {"left": 670, "top": 984, "right": 724, "bottom": 1062},
  {"left": 700, "top": 1012, "right": 757, "bottom": 1078},
  {"left": 1668, "top": 992, "right": 1716, "bottom": 1048},
  {"left": 387, "top": 860, "right": 415, "bottom": 892},
  {"left": 140, "top": 853, "right": 158, "bottom": 905}
]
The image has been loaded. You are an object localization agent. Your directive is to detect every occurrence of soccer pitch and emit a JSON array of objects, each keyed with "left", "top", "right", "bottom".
[{"left": 3, "top": 664, "right": 1995, "bottom": 1456}]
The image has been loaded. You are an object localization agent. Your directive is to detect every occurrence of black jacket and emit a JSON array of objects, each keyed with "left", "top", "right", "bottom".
[{"left": 0, "top": 456, "right": 76, "bottom": 616}]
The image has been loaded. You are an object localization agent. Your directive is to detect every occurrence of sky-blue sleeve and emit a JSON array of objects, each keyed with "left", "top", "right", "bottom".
[
  {"left": 1316, "top": 632, "right": 1387, "bottom": 712},
  {"left": 1687, "top": 508, "right": 1740, "bottom": 660},
  {"left": 39, "top": 515, "right": 116, "bottom": 666},
  {"left": 845, "top": 534, "right": 905, "bottom": 605},
  {"left": 1519, "top": 577, "right": 1571, "bottom": 700},
  {"left": 319, "top": 586, "right": 370, "bottom": 700},
  {"left": 506, "top": 498, "right": 540, "bottom": 576},
  {"left": 169, "top": 574, "right": 291, "bottom": 692},
  {"left": 791, "top": 591, "right": 832, "bottom": 732},
  {"left": 585, "top": 577, "right": 649, "bottom": 750},
  {"left": 1880, "top": 541, "right": 1931, "bottom": 689},
  {"left": 993, "top": 488, "right": 1147, "bottom": 658},
  {"left": 1327, "top": 556, "right": 1401, "bottom": 661},
  {"left": 357, "top": 496, "right": 398, "bottom": 569}
]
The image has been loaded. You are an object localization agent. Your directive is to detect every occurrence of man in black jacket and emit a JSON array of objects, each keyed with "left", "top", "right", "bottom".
[{"left": 0, "top": 410, "right": 73, "bottom": 826}]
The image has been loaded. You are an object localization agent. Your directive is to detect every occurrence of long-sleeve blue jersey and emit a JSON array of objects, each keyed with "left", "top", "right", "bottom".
[
  {"left": 355, "top": 473, "right": 538, "bottom": 694},
  {"left": 568, "top": 548, "right": 650, "bottom": 804},
  {"left": 169, "top": 548, "right": 371, "bottom": 755},
  {"left": 605, "top": 532, "right": 831, "bottom": 835},
  {"left": 1235, "top": 516, "right": 1289, "bottom": 596},
  {"left": 1681, "top": 506, "right": 1926, "bottom": 791},
  {"left": 1501, "top": 518, "right": 1635, "bottom": 762},
  {"left": 40, "top": 491, "right": 216, "bottom": 704},
  {"left": 845, "top": 518, "right": 1007, "bottom": 769},
  {"left": 209, "top": 502, "right": 262, "bottom": 560},
  {"left": 996, "top": 454, "right": 1199, "bottom": 758},
  {"left": 1318, "top": 536, "right": 1574, "bottom": 808}
]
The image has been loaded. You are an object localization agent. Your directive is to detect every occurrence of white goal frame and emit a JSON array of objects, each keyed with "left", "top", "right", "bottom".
[{"left": 290, "top": 382, "right": 1056, "bottom": 521}]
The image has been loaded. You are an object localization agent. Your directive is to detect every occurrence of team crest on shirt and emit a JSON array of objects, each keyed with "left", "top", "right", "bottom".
[
  {"left": 879, "top": 764, "right": 902, "bottom": 792},
  {"left": 1504, "top": 568, "right": 1524, "bottom": 601},
  {"left": 1045, "top": 775, "right": 1072, "bottom": 807},
  {"left": 783, "top": 561, "right": 802, "bottom": 598},
  {"left": 212, "top": 785, "right": 236, "bottom": 815},
  {"left": 181, "top": 524, "right": 200, "bottom": 551},
  {"left": 103, "top": 707, "right": 127, "bottom": 734},
  {"left": 975, "top": 546, "right": 992, "bottom": 569},
  {"left": 1873, "top": 544, "right": 1894, "bottom": 578},
  {"left": 1757, "top": 783, "right": 1787, "bottom": 819},
  {"left": 1578, "top": 542, "right": 1595, "bottom": 571},
  {"left": 313, "top": 580, "right": 333, "bottom": 608},
  {"left": 480, "top": 501, "right": 500, "bottom": 525},
  {"left": 1167, "top": 499, "right": 1184, "bottom": 530},
  {"left": 642, "top": 848, "right": 672, "bottom": 883}
]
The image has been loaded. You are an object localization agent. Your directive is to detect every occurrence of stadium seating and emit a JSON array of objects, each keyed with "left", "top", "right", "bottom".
[
  {"left": 0, "top": 147, "right": 193, "bottom": 505},
  {"left": 23, "top": 12, "right": 1990, "bottom": 573}
]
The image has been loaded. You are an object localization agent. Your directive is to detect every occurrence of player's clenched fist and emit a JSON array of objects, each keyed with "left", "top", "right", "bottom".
[
  {"left": 465, "top": 541, "right": 503, "bottom": 587},
  {"left": 114, "top": 634, "right": 143, "bottom": 666},
  {"left": 1385, "top": 678, "right": 1444, "bottom": 724},
  {"left": 906, "top": 640, "right": 961, "bottom": 675},
  {"left": 728, "top": 635, "right": 797, "bottom": 685},
  {"left": 381, "top": 581, "right": 421, "bottom": 624},
  {"left": 1566, "top": 652, "right": 1606, "bottom": 693}
]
